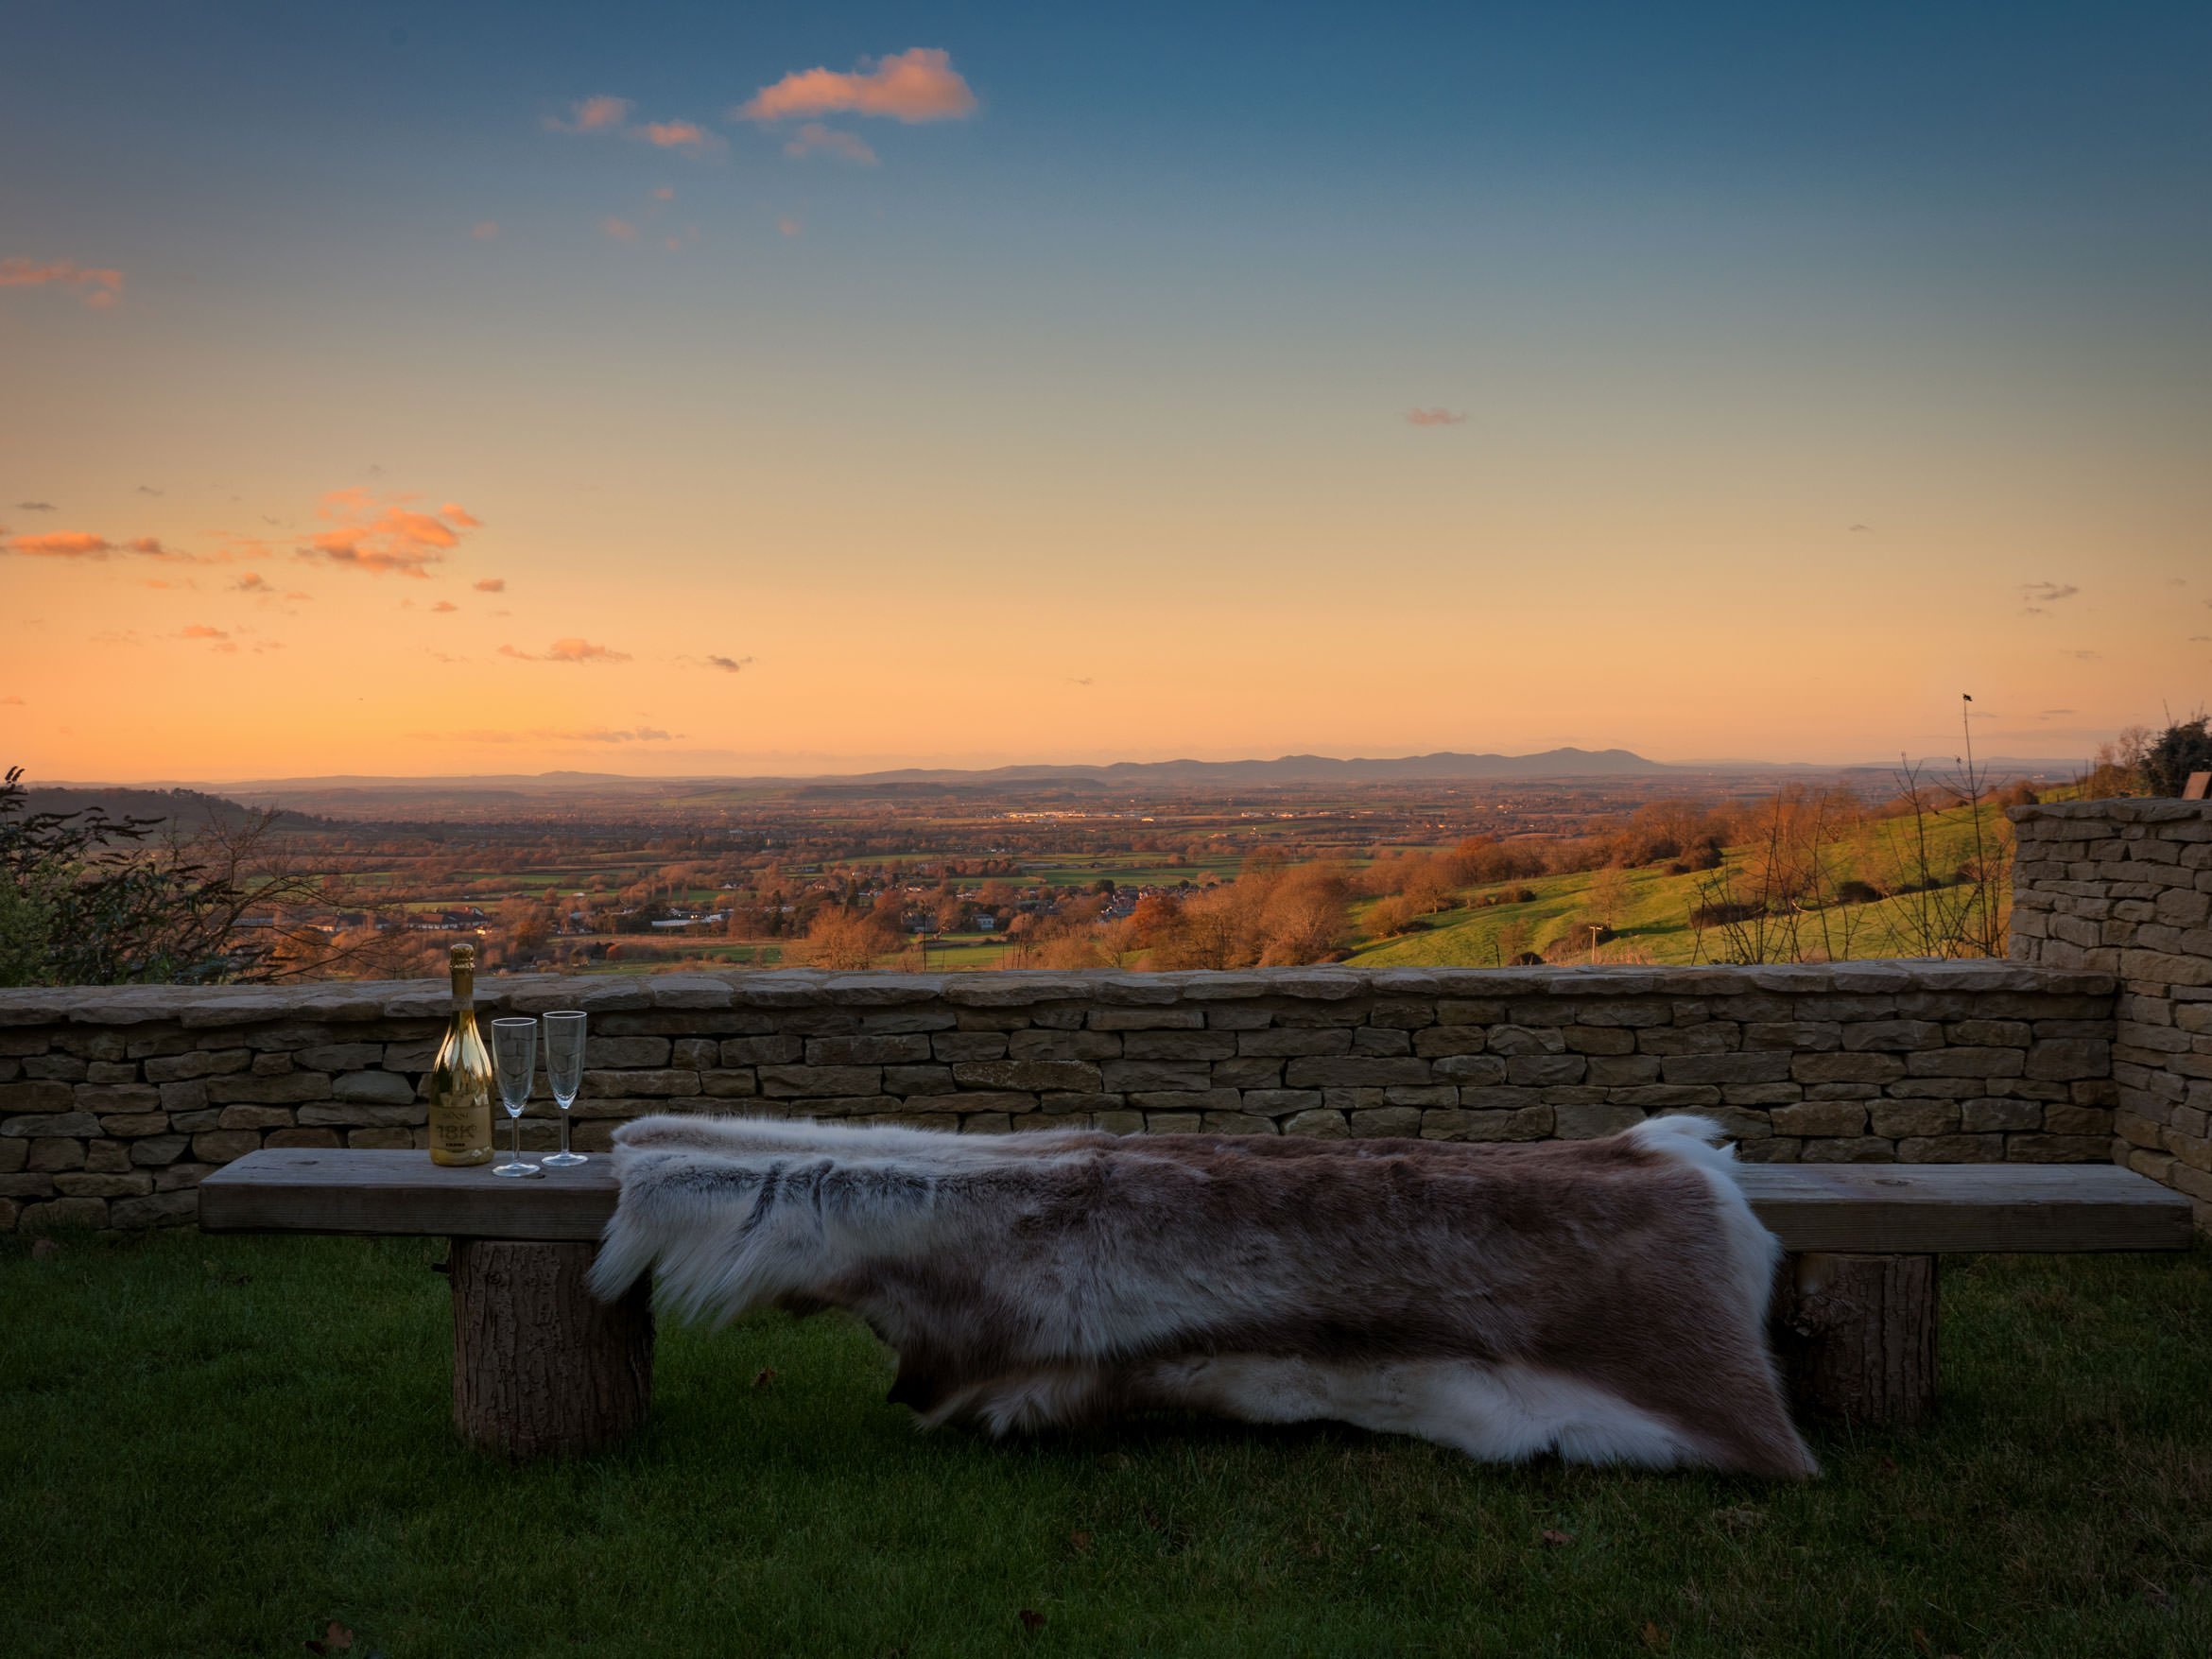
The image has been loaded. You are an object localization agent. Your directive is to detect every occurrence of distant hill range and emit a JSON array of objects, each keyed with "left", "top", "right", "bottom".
[
  {"left": 815, "top": 748, "right": 1674, "bottom": 788},
  {"left": 12, "top": 785, "right": 323, "bottom": 835},
  {"left": 188, "top": 747, "right": 1670, "bottom": 799},
  {"left": 34, "top": 746, "right": 2085, "bottom": 822}
]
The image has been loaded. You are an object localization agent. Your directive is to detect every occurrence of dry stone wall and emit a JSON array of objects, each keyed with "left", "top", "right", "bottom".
[
  {"left": 2009, "top": 799, "right": 2212, "bottom": 1226},
  {"left": 0, "top": 961, "right": 2117, "bottom": 1235}
]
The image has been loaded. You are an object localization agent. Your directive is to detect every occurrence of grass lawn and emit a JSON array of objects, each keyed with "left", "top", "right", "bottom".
[{"left": 6, "top": 1234, "right": 2210, "bottom": 1657}]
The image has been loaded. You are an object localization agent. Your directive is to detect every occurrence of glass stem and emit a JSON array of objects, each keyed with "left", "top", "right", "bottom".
[
  {"left": 560, "top": 1105, "right": 572, "bottom": 1158},
  {"left": 511, "top": 1112, "right": 521, "bottom": 1163}
]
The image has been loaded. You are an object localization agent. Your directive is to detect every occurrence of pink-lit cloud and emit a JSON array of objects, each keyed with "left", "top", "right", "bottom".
[
  {"left": 180, "top": 624, "right": 229, "bottom": 640},
  {"left": 498, "top": 638, "right": 631, "bottom": 664},
  {"left": 784, "top": 123, "right": 878, "bottom": 164},
  {"left": 547, "top": 96, "right": 724, "bottom": 156},
  {"left": 233, "top": 572, "right": 270, "bottom": 593},
  {"left": 1405, "top": 407, "right": 1466, "bottom": 426},
  {"left": 602, "top": 216, "right": 639, "bottom": 241},
  {"left": 474, "top": 578, "right": 506, "bottom": 593},
  {"left": 297, "top": 489, "right": 481, "bottom": 578},
  {"left": 641, "top": 120, "right": 721, "bottom": 155},
  {"left": 704, "top": 654, "right": 754, "bottom": 674},
  {"left": 471, "top": 220, "right": 501, "bottom": 241},
  {"left": 777, "top": 216, "right": 803, "bottom": 238},
  {"left": 546, "top": 95, "right": 632, "bottom": 133},
  {"left": 1, "top": 257, "right": 125, "bottom": 308},
  {"left": 430, "top": 599, "right": 458, "bottom": 613},
  {"left": 651, "top": 185, "right": 675, "bottom": 200},
  {"left": 739, "top": 47, "right": 976, "bottom": 124}
]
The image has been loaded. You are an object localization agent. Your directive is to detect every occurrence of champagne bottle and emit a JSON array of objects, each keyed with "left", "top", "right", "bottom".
[{"left": 428, "top": 943, "right": 494, "bottom": 1166}]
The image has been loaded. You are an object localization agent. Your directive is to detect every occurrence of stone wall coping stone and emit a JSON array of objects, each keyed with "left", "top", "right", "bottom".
[
  {"left": 2010, "top": 800, "right": 2212, "bottom": 825},
  {"left": 0, "top": 959, "right": 2117, "bottom": 1027}
]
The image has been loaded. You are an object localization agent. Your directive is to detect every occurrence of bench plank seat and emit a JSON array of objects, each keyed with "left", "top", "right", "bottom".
[{"left": 201, "top": 1147, "right": 2192, "bottom": 1254}]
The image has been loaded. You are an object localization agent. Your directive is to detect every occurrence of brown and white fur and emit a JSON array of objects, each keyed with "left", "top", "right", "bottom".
[{"left": 590, "top": 1114, "right": 1815, "bottom": 1478}]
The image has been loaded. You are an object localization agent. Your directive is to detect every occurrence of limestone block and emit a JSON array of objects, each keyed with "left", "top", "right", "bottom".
[
  {"left": 1771, "top": 1101, "right": 1869, "bottom": 1137},
  {"left": 807, "top": 1034, "right": 933, "bottom": 1065},
  {"left": 719, "top": 1036, "right": 804, "bottom": 1065}
]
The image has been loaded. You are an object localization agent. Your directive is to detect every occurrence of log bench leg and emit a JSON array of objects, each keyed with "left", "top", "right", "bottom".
[
  {"left": 1772, "top": 1252, "right": 1938, "bottom": 1428},
  {"left": 449, "top": 1238, "right": 654, "bottom": 1459}
]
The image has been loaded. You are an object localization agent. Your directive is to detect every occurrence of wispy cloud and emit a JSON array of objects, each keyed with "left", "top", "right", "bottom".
[
  {"left": 180, "top": 624, "right": 229, "bottom": 642},
  {"left": 425, "top": 727, "right": 676, "bottom": 744},
  {"left": 2, "top": 530, "right": 191, "bottom": 562},
  {"left": 474, "top": 577, "right": 505, "bottom": 593},
  {"left": 15, "top": 501, "right": 55, "bottom": 511},
  {"left": 545, "top": 95, "right": 631, "bottom": 133},
  {"left": 2037, "top": 708, "right": 2076, "bottom": 717},
  {"left": 135, "top": 484, "right": 161, "bottom": 496},
  {"left": 233, "top": 572, "right": 270, "bottom": 593},
  {"left": 601, "top": 216, "right": 639, "bottom": 242},
  {"left": 739, "top": 47, "right": 977, "bottom": 125},
  {"left": 499, "top": 638, "right": 631, "bottom": 665},
  {"left": 641, "top": 120, "right": 720, "bottom": 155},
  {"left": 2021, "top": 581, "right": 2079, "bottom": 605},
  {"left": 784, "top": 123, "right": 878, "bottom": 164},
  {"left": 1, "top": 257, "right": 124, "bottom": 308},
  {"left": 430, "top": 599, "right": 458, "bottom": 613},
  {"left": 546, "top": 95, "right": 724, "bottom": 156},
  {"left": 777, "top": 216, "right": 803, "bottom": 238},
  {"left": 1405, "top": 407, "right": 1465, "bottom": 426},
  {"left": 703, "top": 654, "right": 754, "bottom": 674},
  {"left": 1848, "top": 523, "right": 1875, "bottom": 533},
  {"left": 297, "top": 489, "right": 481, "bottom": 578},
  {"left": 2063, "top": 649, "right": 2100, "bottom": 660},
  {"left": 651, "top": 185, "right": 675, "bottom": 201},
  {"left": 471, "top": 220, "right": 500, "bottom": 241}
]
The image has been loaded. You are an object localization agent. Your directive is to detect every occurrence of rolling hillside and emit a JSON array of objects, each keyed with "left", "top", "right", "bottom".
[{"left": 1347, "top": 804, "right": 2012, "bottom": 966}]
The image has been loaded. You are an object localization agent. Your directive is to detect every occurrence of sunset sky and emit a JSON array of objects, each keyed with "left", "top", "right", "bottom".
[{"left": 4, "top": 1, "right": 2209, "bottom": 782}]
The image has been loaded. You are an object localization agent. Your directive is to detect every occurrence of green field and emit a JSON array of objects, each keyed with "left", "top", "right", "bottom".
[
  {"left": 841, "top": 852, "right": 1245, "bottom": 889},
  {"left": 1350, "top": 805, "right": 2008, "bottom": 968},
  {"left": 7, "top": 1230, "right": 2209, "bottom": 1656}
]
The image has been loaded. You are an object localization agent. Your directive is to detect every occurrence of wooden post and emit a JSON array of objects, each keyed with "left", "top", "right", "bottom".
[
  {"left": 449, "top": 1238, "right": 653, "bottom": 1459},
  {"left": 1772, "top": 1252, "right": 1938, "bottom": 1427}
]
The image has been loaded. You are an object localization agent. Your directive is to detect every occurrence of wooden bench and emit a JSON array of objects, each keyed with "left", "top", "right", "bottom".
[{"left": 199, "top": 1149, "right": 2193, "bottom": 1459}]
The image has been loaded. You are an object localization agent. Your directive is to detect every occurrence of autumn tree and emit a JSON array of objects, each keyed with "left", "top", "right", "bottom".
[{"left": 806, "top": 907, "right": 881, "bottom": 971}]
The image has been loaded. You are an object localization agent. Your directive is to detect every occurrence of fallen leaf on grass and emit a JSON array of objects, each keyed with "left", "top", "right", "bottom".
[
  {"left": 1017, "top": 1609, "right": 1046, "bottom": 1632},
  {"left": 1540, "top": 1528, "right": 1573, "bottom": 1547},
  {"left": 752, "top": 1368, "right": 778, "bottom": 1390},
  {"left": 305, "top": 1619, "right": 354, "bottom": 1653},
  {"left": 1640, "top": 1621, "right": 1668, "bottom": 1650},
  {"left": 1068, "top": 1529, "right": 1093, "bottom": 1554},
  {"left": 31, "top": 1237, "right": 60, "bottom": 1260}
]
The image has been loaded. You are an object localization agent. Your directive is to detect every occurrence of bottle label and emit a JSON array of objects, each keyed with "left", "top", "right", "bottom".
[{"left": 429, "top": 1080, "right": 490, "bottom": 1152}]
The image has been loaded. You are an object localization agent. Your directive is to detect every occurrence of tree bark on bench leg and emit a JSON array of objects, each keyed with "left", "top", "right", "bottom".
[
  {"left": 450, "top": 1238, "right": 653, "bottom": 1458},
  {"left": 1772, "top": 1252, "right": 1937, "bottom": 1427}
]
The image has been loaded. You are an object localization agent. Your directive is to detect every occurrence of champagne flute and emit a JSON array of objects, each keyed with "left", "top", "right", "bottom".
[
  {"left": 540, "top": 1010, "right": 588, "bottom": 1166},
  {"left": 490, "top": 1017, "right": 540, "bottom": 1178}
]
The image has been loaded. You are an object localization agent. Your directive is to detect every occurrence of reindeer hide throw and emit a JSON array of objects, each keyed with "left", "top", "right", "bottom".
[{"left": 591, "top": 1114, "right": 1815, "bottom": 1478}]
